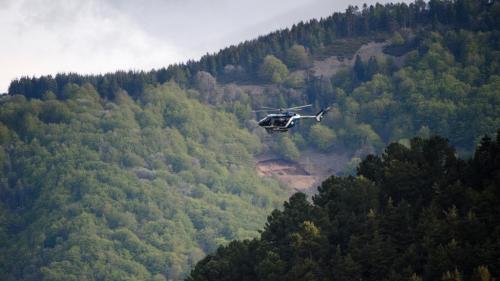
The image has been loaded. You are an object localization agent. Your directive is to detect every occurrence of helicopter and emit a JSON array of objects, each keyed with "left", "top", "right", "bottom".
[{"left": 254, "top": 104, "right": 331, "bottom": 133}]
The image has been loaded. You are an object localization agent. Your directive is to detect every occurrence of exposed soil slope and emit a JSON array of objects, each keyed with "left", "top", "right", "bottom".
[
  {"left": 311, "top": 41, "right": 390, "bottom": 77},
  {"left": 256, "top": 149, "right": 350, "bottom": 193}
]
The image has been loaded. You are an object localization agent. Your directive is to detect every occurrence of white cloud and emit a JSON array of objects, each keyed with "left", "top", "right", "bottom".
[{"left": 0, "top": 0, "right": 188, "bottom": 92}]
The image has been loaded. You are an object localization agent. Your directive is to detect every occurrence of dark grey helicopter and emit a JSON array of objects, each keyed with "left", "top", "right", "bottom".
[{"left": 254, "top": 104, "right": 331, "bottom": 133}]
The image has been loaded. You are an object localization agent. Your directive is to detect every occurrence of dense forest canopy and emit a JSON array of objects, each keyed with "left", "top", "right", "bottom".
[
  {"left": 305, "top": 28, "right": 500, "bottom": 153},
  {"left": 0, "top": 83, "right": 288, "bottom": 280},
  {"left": 6, "top": 0, "right": 500, "bottom": 158},
  {"left": 1, "top": 0, "right": 500, "bottom": 280},
  {"left": 188, "top": 131, "right": 500, "bottom": 281}
]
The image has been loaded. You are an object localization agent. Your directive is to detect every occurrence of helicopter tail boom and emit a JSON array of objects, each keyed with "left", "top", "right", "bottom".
[
  {"left": 301, "top": 107, "right": 331, "bottom": 122},
  {"left": 314, "top": 106, "right": 331, "bottom": 121}
]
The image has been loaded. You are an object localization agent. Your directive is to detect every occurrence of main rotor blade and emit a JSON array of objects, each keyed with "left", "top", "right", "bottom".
[
  {"left": 260, "top": 106, "right": 281, "bottom": 110},
  {"left": 252, "top": 109, "right": 280, "bottom": 112},
  {"left": 287, "top": 107, "right": 307, "bottom": 111},
  {"left": 284, "top": 104, "right": 312, "bottom": 111},
  {"left": 253, "top": 104, "right": 312, "bottom": 112}
]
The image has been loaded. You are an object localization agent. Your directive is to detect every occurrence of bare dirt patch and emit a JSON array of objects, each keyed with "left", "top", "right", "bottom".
[
  {"left": 256, "top": 159, "right": 310, "bottom": 176},
  {"left": 256, "top": 159, "right": 316, "bottom": 191},
  {"left": 311, "top": 41, "right": 391, "bottom": 78},
  {"left": 256, "top": 149, "right": 351, "bottom": 193}
]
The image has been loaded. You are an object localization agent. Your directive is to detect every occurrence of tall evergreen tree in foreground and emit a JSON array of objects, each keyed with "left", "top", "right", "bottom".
[{"left": 188, "top": 130, "right": 500, "bottom": 281}]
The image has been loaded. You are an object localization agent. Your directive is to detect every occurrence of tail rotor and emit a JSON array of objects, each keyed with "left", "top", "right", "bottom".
[{"left": 315, "top": 106, "right": 331, "bottom": 122}]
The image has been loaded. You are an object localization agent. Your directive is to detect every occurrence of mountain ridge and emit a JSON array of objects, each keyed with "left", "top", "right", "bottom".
[{"left": 1, "top": 1, "right": 500, "bottom": 280}]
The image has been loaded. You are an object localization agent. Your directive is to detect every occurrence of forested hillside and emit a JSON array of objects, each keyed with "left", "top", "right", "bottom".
[
  {"left": 0, "top": 83, "right": 288, "bottom": 280},
  {"left": 2, "top": 0, "right": 500, "bottom": 280},
  {"left": 7, "top": 0, "right": 500, "bottom": 159},
  {"left": 188, "top": 131, "right": 500, "bottom": 281}
]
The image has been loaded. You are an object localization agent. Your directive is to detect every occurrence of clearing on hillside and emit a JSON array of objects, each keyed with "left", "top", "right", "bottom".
[{"left": 256, "top": 149, "right": 350, "bottom": 192}]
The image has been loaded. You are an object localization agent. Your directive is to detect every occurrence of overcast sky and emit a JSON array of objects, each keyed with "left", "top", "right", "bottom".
[{"left": 0, "top": 0, "right": 406, "bottom": 92}]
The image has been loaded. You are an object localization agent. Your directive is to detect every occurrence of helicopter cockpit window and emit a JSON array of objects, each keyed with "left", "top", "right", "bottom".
[
  {"left": 259, "top": 117, "right": 272, "bottom": 126},
  {"left": 274, "top": 117, "right": 288, "bottom": 127}
]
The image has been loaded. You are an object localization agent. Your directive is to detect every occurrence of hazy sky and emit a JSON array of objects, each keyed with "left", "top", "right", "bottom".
[{"left": 0, "top": 0, "right": 405, "bottom": 92}]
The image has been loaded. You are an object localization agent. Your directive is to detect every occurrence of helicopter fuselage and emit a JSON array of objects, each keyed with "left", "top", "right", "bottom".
[
  {"left": 254, "top": 105, "right": 330, "bottom": 133},
  {"left": 258, "top": 112, "right": 301, "bottom": 133}
]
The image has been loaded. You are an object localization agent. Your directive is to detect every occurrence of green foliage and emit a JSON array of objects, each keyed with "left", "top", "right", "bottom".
[
  {"left": 0, "top": 83, "right": 287, "bottom": 281},
  {"left": 275, "top": 135, "right": 300, "bottom": 161},
  {"left": 309, "top": 124, "right": 336, "bottom": 151},
  {"left": 2, "top": 2, "right": 500, "bottom": 280},
  {"left": 340, "top": 156, "right": 362, "bottom": 175},
  {"left": 0, "top": 122, "right": 11, "bottom": 144},
  {"left": 259, "top": 55, "right": 289, "bottom": 84},
  {"left": 472, "top": 266, "right": 493, "bottom": 281},
  {"left": 286, "top": 44, "right": 310, "bottom": 68},
  {"left": 189, "top": 132, "right": 500, "bottom": 281},
  {"left": 284, "top": 72, "right": 305, "bottom": 89},
  {"left": 306, "top": 28, "right": 500, "bottom": 154},
  {"left": 391, "top": 31, "right": 405, "bottom": 46},
  {"left": 442, "top": 269, "right": 463, "bottom": 281},
  {"left": 5, "top": 1, "right": 500, "bottom": 160}
]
